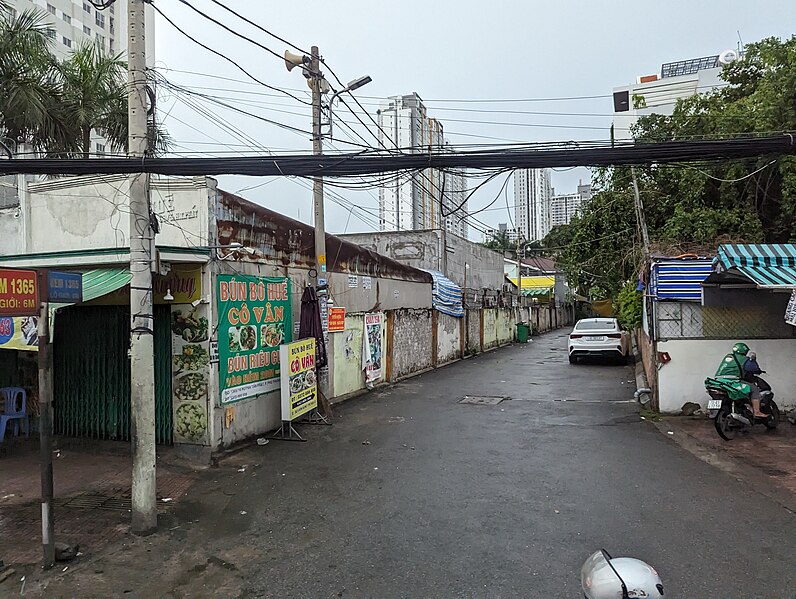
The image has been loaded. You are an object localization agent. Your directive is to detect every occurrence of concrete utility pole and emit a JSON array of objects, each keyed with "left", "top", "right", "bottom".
[
  {"left": 630, "top": 167, "right": 651, "bottom": 254},
  {"left": 38, "top": 297, "right": 54, "bottom": 568},
  {"left": 310, "top": 46, "right": 326, "bottom": 286},
  {"left": 517, "top": 238, "right": 523, "bottom": 306},
  {"left": 128, "top": 0, "right": 157, "bottom": 535}
]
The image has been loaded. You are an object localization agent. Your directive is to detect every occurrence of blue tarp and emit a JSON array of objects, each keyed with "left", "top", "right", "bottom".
[
  {"left": 650, "top": 259, "right": 713, "bottom": 301},
  {"left": 423, "top": 270, "right": 464, "bottom": 318}
]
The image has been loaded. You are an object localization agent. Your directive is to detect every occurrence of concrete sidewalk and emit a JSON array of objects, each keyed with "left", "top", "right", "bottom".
[{"left": 0, "top": 440, "right": 200, "bottom": 567}]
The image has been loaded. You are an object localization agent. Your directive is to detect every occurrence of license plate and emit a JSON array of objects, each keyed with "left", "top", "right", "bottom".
[
  {"left": 585, "top": 336, "right": 603, "bottom": 341},
  {"left": 707, "top": 399, "right": 722, "bottom": 410}
]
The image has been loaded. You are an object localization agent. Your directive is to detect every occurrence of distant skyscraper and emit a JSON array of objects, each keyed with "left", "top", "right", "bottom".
[
  {"left": 377, "top": 93, "right": 468, "bottom": 236},
  {"left": 550, "top": 181, "right": 593, "bottom": 228},
  {"left": 482, "top": 223, "right": 522, "bottom": 244},
  {"left": 514, "top": 169, "right": 552, "bottom": 242}
]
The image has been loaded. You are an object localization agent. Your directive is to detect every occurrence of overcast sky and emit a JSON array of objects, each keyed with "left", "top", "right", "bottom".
[{"left": 153, "top": 1, "right": 796, "bottom": 240}]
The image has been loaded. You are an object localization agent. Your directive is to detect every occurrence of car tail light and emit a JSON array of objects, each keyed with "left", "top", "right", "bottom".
[
  {"left": 570, "top": 334, "right": 583, "bottom": 339},
  {"left": 606, "top": 333, "right": 622, "bottom": 339}
]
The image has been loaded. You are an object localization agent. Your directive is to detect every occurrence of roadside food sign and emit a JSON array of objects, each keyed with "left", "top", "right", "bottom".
[
  {"left": 217, "top": 274, "right": 292, "bottom": 404},
  {"left": 328, "top": 307, "right": 346, "bottom": 332},
  {"left": 46, "top": 271, "right": 83, "bottom": 303},
  {"left": 0, "top": 268, "right": 39, "bottom": 316},
  {"left": 279, "top": 337, "right": 317, "bottom": 421}
]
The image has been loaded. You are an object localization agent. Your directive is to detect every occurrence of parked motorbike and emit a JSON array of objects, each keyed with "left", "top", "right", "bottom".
[
  {"left": 704, "top": 342, "right": 779, "bottom": 441},
  {"left": 581, "top": 549, "right": 665, "bottom": 598}
]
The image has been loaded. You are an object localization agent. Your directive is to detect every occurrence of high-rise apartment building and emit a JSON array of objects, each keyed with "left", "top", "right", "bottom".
[
  {"left": 377, "top": 93, "right": 468, "bottom": 237},
  {"left": 482, "top": 223, "right": 522, "bottom": 245},
  {"left": 6, "top": 0, "right": 155, "bottom": 62},
  {"left": 514, "top": 168, "right": 552, "bottom": 242},
  {"left": 550, "top": 182, "right": 593, "bottom": 228}
]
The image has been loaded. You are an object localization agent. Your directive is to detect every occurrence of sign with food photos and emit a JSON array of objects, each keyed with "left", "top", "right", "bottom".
[
  {"left": 279, "top": 337, "right": 318, "bottom": 421},
  {"left": 216, "top": 275, "right": 293, "bottom": 404},
  {"left": 171, "top": 305, "right": 210, "bottom": 444}
]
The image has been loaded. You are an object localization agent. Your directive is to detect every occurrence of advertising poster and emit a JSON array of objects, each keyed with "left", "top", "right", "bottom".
[
  {"left": 328, "top": 307, "right": 346, "bottom": 332},
  {"left": 0, "top": 268, "right": 39, "bottom": 316},
  {"left": 786, "top": 290, "right": 796, "bottom": 326},
  {"left": 279, "top": 337, "right": 318, "bottom": 421},
  {"left": 0, "top": 317, "right": 38, "bottom": 351},
  {"left": 362, "top": 312, "right": 383, "bottom": 384},
  {"left": 217, "top": 275, "right": 292, "bottom": 404},
  {"left": 171, "top": 305, "right": 210, "bottom": 444}
]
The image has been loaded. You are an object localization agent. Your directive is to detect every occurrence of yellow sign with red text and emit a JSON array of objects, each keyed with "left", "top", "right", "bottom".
[{"left": 279, "top": 337, "right": 317, "bottom": 421}]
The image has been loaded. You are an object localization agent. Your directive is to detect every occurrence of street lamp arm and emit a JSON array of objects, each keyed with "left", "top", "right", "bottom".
[{"left": 326, "top": 75, "right": 372, "bottom": 139}]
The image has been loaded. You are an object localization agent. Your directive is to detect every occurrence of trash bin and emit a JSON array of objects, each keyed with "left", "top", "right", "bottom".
[{"left": 516, "top": 322, "right": 530, "bottom": 343}]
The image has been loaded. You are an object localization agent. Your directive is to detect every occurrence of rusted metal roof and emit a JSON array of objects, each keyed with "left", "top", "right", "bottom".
[{"left": 215, "top": 190, "right": 432, "bottom": 283}]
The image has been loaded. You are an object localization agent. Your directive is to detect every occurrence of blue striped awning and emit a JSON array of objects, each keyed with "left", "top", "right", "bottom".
[
  {"left": 651, "top": 259, "right": 713, "bottom": 301},
  {"left": 423, "top": 270, "right": 463, "bottom": 318},
  {"left": 717, "top": 244, "right": 796, "bottom": 288}
]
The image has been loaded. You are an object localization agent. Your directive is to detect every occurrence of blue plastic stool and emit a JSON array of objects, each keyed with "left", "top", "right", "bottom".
[{"left": 0, "top": 387, "right": 29, "bottom": 442}]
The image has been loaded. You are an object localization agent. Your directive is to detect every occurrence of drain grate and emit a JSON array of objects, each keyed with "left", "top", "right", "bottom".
[
  {"left": 460, "top": 395, "right": 507, "bottom": 405},
  {"left": 57, "top": 492, "right": 132, "bottom": 512}
]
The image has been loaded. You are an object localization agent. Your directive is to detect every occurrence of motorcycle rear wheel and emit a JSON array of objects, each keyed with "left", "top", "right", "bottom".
[
  {"left": 714, "top": 407, "right": 737, "bottom": 441},
  {"left": 764, "top": 402, "right": 780, "bottom": 430}
]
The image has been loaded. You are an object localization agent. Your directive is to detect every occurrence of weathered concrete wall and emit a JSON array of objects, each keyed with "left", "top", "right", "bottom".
[
  {"left": 391, "top": 309, "right": 433, "bottom": 380},
  {"left": 482, "top": 309, "right": 498, "bottom": 349},
  {"left": 327, "top": 272, "right": 430, "bottom": 312},
  {"left": 436, "top": 313, "right": 461, "bottom": 365},
  {"left": 466, "top": 310, "right": 481, "bottom": 354},
  {"left": 496, "top": 308, "right": 515, "bottom": 345},
  {"left": 340, "top": 230, "right": 504, "bottom": 289},
  {"left": 0, "top": 207, "right": 22, "bottom": 255},
  {"left": 332, "top": 313, "right": 366, "bottom": 398},
  {"left": 24, "top": 175, "right": 211, "bottom": 254}
]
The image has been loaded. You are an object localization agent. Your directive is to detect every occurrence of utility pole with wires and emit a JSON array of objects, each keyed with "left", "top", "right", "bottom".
[
  {"left": 128, "top": 0, "right": 157, "bottom": 535},
  {"left": 630, "top": 167, "right": 650, "bottom": 254}
]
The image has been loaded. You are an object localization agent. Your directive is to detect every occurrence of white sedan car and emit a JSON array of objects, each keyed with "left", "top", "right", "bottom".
[{"left": 568, "top": 318, "right": 630, "bottom": 364}]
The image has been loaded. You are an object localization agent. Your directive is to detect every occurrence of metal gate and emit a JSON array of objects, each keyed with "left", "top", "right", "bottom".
[{"left": 54, "top": 305, "right": 173, "bottom": 444}]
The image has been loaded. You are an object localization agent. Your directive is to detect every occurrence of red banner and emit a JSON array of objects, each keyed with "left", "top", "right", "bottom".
[
  {"left": 328, "top": 307, "right": 346, "bottom": 332},
  {"left": 0, "top": 269, "right": 39, "bottom": 316}
]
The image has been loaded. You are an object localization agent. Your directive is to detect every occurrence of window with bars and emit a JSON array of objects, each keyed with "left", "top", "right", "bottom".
[{"left": 95, "top": 11, "right": 105, "bottom": 28}]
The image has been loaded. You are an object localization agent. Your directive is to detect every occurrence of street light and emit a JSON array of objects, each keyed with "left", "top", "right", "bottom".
[{"left": 327, "top": 76, "right": 373, "bottom": 138}]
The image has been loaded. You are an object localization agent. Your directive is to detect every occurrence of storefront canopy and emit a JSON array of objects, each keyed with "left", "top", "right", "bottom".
[
  {"left": 716, "top": 244, "right": 796, "bottom": 289},
  {"left": 53, "top": 267, "right": 132, "bottom": 308}
]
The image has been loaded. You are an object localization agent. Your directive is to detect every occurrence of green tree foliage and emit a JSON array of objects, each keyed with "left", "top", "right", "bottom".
[
  {"left": 615, "top": 280, "right": 643, "bottom": 330},
  {"left": 0, "top": 7, "right": 169, "bottom": 156},
  {"left": 482, "top": 230, "right": 513, "bottom": 251},
  {"left": 556, "top": 36, "right": 796, "bottom": 299}
]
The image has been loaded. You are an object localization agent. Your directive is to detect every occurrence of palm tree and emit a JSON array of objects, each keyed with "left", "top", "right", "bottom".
[
  {"left": 59, "top": 42, "right": 171, "bottom": 157},
  {"left": 58, "top": 42, "right": 129, "bottom": 157},
  {"left": 0, "top": 7, "right": 74, "bottom": 153}
]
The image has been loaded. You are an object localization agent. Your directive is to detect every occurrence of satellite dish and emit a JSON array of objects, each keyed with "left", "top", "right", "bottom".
[{"left": 718, "top": 49, "right": 739, "bottom": 65}]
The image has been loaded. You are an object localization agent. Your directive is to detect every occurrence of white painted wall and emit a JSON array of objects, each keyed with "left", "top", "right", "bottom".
[{"left": 657, "top": 339, "right": 796, "bottom": 413}]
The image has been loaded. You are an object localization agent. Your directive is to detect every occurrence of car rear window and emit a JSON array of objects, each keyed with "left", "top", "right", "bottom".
[{"left": 576, "top": 320, "right": 617, "bottom": 331}]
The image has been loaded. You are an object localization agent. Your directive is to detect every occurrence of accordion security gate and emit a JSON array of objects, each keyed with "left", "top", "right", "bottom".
[{"left": 53, "top": 305, "right": 173, "bottom": 444}]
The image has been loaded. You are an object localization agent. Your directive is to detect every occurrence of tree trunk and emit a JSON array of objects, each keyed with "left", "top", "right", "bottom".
[{"left": 82, "top": 126, "right": 91, "bottom": 159}]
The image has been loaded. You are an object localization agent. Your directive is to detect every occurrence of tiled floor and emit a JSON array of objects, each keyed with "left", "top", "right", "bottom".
[
  {"left": 661, "top": 415, "right": 796, "bottom": 496},
  {"left": 0, "top": 440, "right": 198, "bottom": 565}
]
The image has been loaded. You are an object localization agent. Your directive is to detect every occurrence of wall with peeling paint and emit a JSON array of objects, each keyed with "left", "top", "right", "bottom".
[
  {"left": 332, "top": 313, "right": 366, "bottom": 398},
  {"left": 466, "top": 310, "right": 482, "bottom": 354},
  {"left": 482, "top": 309, "right": 498, "bottom": 349},
  {"left": 496, "top": 309, "right": 515, "bottom": 345},
  {"left": 437, "top": 313, "right": 461, "bottom": 365}
]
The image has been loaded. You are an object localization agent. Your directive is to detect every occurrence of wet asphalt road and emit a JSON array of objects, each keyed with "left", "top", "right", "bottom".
[
  {"left": 179, "top": 331, "right": 796, "bottom": 598},
  {"left": 33, "top": 331, "right": 796, "bottom": 598}
]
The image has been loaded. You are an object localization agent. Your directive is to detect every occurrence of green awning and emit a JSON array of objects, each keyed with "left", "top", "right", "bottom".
[
  {"left": 521, "top": 286, "right": 553, "bottom": 297},
  {"left": 52, "top": 267, "right": 131, "bottom": 308}
]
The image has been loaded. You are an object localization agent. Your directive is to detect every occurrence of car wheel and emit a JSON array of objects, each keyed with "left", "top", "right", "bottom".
[{"left": 569, "top": 354, "right": 577, "bottom": 364}]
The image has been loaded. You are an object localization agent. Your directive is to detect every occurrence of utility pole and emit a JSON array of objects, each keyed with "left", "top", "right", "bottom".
[
  {"left": 310, "top": 46, "right": 326, "bottom": 287},
  {"left": 630, "top": 167, "right": 650, "bottom": 254},
  {"left": 517, "top": 237, "right": 523, "bottom": 306},
  {"left": 38, "top": 294, "right": 54, "bottom": 568},
  {"left": 128, "top": 0, "right": 156, "bottom": 535}
]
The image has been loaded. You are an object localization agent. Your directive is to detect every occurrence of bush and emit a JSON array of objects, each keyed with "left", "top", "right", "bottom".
[{"left": 615, "top": 281, "right": 642, "bottom": 330}]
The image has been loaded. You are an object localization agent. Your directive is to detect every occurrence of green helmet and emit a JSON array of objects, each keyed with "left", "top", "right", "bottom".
[{"left": 732, "top": 342, "right": 750, "bottom": 356}]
